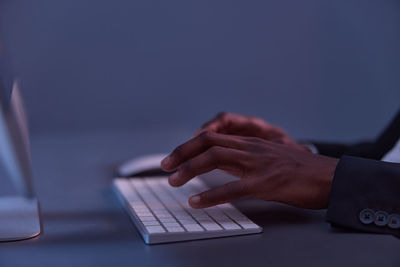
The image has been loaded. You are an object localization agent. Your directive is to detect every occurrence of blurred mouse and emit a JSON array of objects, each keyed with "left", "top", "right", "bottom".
[{"left": 118, "top": 154, "right": 173, "bottom": 177}]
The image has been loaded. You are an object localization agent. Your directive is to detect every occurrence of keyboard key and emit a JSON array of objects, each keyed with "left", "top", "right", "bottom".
[
  {"left": 155, "top": 214, "right": 173, "bottom": 219},
  {"left": 177, "top": 218, "right": 196, "bottom": 224},
  {"left": 166, "top": 226, "right": 185, "bottom": 233},
  {"left": 219, "top": 204, "right": 247, "bottom": 219},
  {"left": 114, "top": 180, "right": 141, "bottom": 202},
  {"left": 218, "top": 222, "right": 241, "bottom": 230},
  {"left": 160, "top": 218, "right": 177, "bottom": 223},
  {"left": 139, "top": 216, "right": 156, "bottom": 222},
  {"left": 183, "top": 224, "right": 204, "bottom": 232},
  {"left": 236, "top": 221, "right": 260, "bottom": 229},
  {"left": 132, "top": 206, "right": 149, "bottom": 212},
  {"left": 146, "top": 226, "right": 165, "bottom": 234},
  {"left": 136, "top": 211, "right": 153, "bottom": 217},
  {"left": 200, "top": 222, "right": 223, "bottom": 231},
  {"left": 162, "top": 222, "right": 181, "bottom": 227},
  {"left": 143, "top": 221, "right": 161, "bottom": 226}
]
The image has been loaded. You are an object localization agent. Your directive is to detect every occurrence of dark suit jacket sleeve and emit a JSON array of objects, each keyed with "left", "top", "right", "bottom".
[
  {"left": 326, "top": 156, "right": 400, "bottom": 236},
  {"left": 311, "top": 141, "right": 376, "bottom": 159},
  {"left": 312, "top": 109, "right": 400, "bottom": 160},
  {"left": 310, "top": 110, "right": 400, "bottom": 235}
]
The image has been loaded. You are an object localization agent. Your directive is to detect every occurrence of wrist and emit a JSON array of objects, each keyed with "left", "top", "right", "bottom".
[{"left": 319, "top": 157, "right": 339, "bottom": 208}]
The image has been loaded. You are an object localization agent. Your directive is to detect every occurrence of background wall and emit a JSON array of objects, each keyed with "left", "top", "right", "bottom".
[{"left": 0, "top": 0, "right": 399, "bottom": 142}]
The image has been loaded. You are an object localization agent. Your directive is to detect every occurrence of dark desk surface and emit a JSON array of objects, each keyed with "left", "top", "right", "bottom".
[{"left": 0, "top": 130, "right": 398, "bottom": 267}]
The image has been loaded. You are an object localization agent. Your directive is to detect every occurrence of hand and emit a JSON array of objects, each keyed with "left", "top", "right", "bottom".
[
  {"left": 196, "top": 112, "right": 311, "bottom": 152},
  {"left": 161, "top": 131, "right": 339, "bottom": 210}
]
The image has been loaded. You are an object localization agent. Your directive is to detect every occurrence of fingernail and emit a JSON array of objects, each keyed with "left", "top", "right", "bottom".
[
  {"left": 169, "top": 172, "right": 180, "bottom": 185},
  {"left": 161, "top": 156, "right": 171, "bottom": 168},
  {"left": 190, "top": 195, "right": 201, "bottom": 204}
]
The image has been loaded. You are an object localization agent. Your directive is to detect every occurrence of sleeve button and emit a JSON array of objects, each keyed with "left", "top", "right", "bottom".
[
  {"left": 374, "top": 211, "right": 389, "bottom": 226},
  {"left": 359, "top": 209, "right": 375, "bottom": 224},
  {"left": 388, "top": 214, "right": 400, "bottom": 229}
]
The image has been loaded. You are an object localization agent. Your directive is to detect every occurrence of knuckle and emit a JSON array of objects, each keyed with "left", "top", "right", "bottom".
[
  {"left": 207, "top": 146, "right": 222, "bottom": 160},
  {"left": 180, "top": 161, "right": 192, "bottom": 176},
  {"left": 246, "top": 136, "right": 264, "bottom": 144},
  {"left": 217, "top": 112, "right": 233, "bottom": 122},
  {"left": 248, "top": 115, "right": 266, "bottom": 125},
  {"left": 225, "top": 182, "right": 249, "bottom": 198},
  {"left": 217, "top": 111, "right": 229, "bottom": 119},
  {"left": 172, "top": 145, "right": 184, "bottom": 157},
  {"left": 198, "top": 130, "right": 213, "bottom": 143},
  {"left": 238, "top": 182, "right": 251, "bottom": 196},
  {"left": 235, "top": 160, "right": 251, "bottom": 178}
]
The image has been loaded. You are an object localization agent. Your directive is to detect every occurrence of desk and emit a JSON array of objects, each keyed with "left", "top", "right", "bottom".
[{"left": 0, "top": 130, "right": 398, "bottom": 267}]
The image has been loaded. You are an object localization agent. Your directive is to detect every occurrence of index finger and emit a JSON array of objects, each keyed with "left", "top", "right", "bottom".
[{"left": 161, "top": 131, "right": 245, "bottom": 171}]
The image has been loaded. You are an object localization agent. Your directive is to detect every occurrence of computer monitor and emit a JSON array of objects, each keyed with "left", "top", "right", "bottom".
[
  {"left": 0, "top": 50, "right": 41, "bottom": 241},
  {"left": 0, "top": 59, "right": 34, "bottom": 198}
]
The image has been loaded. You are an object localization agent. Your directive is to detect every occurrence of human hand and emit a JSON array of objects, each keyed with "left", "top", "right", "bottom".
[
  {"left": 161, "top": 131, "right": 339, "bottom": 210},
  {"left": 196, "top": 112, "right": 311, "bottom": 152}
]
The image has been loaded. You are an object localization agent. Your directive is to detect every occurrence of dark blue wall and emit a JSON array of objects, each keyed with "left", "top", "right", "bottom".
[{"left": 1, "top": 0, "right": 399, "bottom": 142}]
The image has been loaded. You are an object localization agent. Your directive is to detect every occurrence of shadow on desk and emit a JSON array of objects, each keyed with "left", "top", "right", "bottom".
[
  {"left": 235, "top": 199, "right": 326, "bottom": 227},
  {"left": 13, "top": 210, "right": 142, "bottom": 246}
]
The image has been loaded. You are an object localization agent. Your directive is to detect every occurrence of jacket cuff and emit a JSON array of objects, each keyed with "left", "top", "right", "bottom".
[{"left": 327, "top": 156, "right": 400, "bottom": 237}]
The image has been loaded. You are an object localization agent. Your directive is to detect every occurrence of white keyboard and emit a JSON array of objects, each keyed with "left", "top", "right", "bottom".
[{"left": 113, "top": 177, "right": 262, "bottom": 244}]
